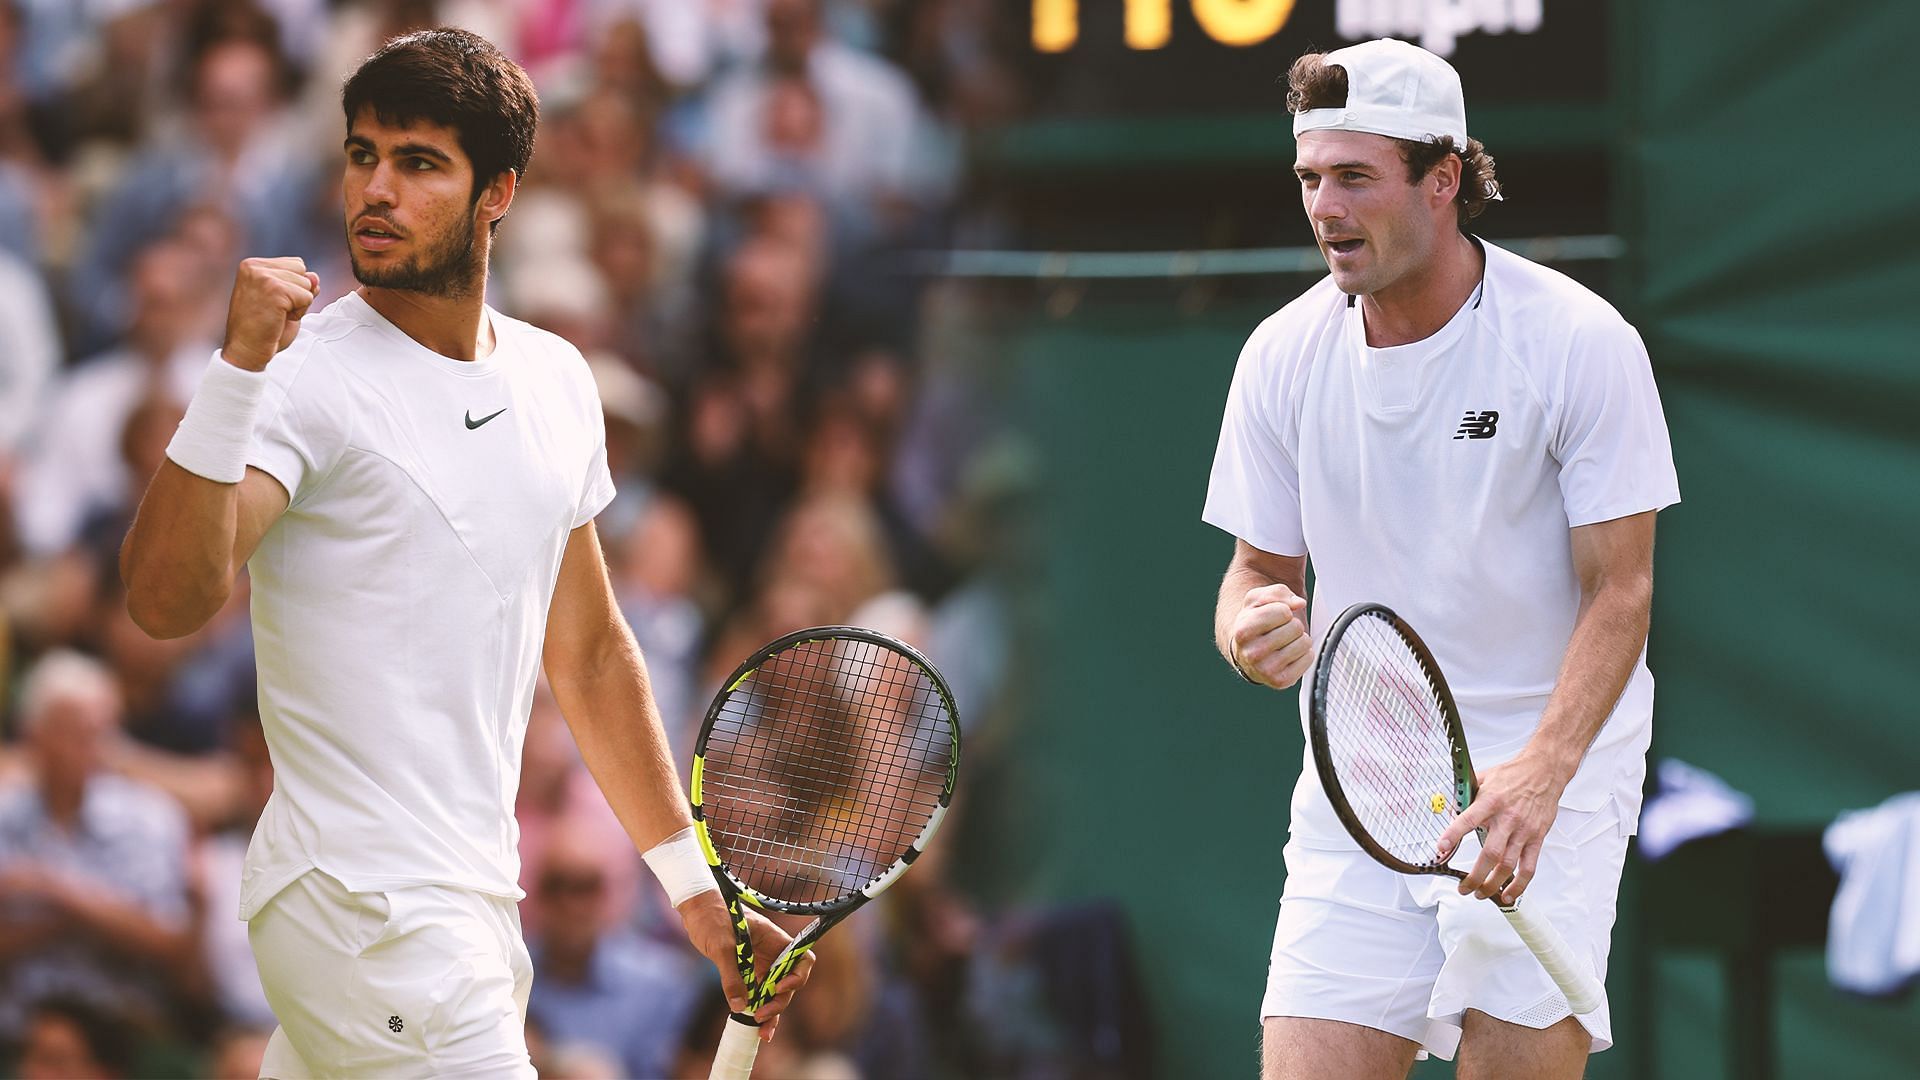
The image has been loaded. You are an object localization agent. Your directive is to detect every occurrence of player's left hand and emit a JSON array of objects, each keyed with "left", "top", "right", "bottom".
[
  {"left": 678, "top": 892, "right": 816, "bottom": 1040},
  {"left": 1437, "top": 751, "right": 1572, "bottom": 905}
]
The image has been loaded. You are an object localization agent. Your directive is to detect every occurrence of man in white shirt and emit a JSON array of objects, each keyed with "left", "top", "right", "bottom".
[
  {"left": 15, "top": 237, "right": 214, "bottom": 557},
  {"left": 120, "top": 28, "right": 806, "bottom": 1078},
  {"left": 702, "top": 0, "right": 926, "bottom": 207},
  {"left": 1203, "top": 40, "right": 1679, "bottom": 1080}
]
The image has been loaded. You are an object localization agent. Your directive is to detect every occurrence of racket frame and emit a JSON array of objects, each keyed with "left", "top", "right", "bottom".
[
  {"left": 1308, "top": 601, "right": 1605, "bottom": 1017},
  {"left": 1310, "top": 602, "right": 1476, "bottom": 875},
  {"left": 688, "top": 625, "right": 961, "bottom": 1021}
]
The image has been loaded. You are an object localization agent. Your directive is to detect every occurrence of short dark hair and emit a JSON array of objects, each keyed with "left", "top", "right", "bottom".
[
  {"left": 342, "top": 28, "right": 538, "bottom": 217},
  {"left": 1285, "top": 51, "right": 1501, "bottom": 231}
]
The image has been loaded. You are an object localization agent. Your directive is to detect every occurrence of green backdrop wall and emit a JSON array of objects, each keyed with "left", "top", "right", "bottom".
[{"left": 996, "top": 2, "right": 1920, "bottom": 1075}]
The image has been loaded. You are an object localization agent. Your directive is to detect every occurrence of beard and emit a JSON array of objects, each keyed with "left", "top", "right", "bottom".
[{"left": 347, "top": 212, "right": 482, "bottom": 299}]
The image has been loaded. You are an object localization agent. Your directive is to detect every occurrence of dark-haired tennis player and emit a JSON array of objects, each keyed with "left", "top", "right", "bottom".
[
  {"left": 1203, "top": 40, "right": 1678, "bottom": 1080},
  {"left": 120, "top": 29, "right": 806, "bottom": 1077}
]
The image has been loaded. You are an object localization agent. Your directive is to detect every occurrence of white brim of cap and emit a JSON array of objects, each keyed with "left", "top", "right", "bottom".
[{"left": 1293, "top": 105, "right": 1466, "bottom": 149}]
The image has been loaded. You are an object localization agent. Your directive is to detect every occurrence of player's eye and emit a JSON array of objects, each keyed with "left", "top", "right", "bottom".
[
  {"left": 347, "top": 149, "right": 374, "bottom": 165},
  {"left": 408, "top": 157, "right": 435, "bottom": 171},
  {"left": 1342, "top": 171, "right": 1368, "bottom": 183}
]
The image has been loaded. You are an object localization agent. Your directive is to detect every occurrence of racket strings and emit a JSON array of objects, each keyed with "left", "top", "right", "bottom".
[
  {"left": 702, "top": 637, "right": 956, "bottom": 905},
  {"left": 1321, "top": 615, "right": 1460, "bottom": 870}
]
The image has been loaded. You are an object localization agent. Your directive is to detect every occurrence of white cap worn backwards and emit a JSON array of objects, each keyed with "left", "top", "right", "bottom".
[{"left": 1293, "top": 38, "right": 1468, "bottom": 149}]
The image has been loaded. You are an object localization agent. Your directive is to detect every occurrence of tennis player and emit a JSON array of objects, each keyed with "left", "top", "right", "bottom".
[
  {"left": 120, "top": 29, "right": 807, "bottom": 1077},
  {"left": 1203, "top": 40, "right": 1679, "bottom": 1080}
]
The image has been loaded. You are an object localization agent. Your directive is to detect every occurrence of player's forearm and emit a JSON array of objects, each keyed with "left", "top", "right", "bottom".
[
  {"left": 548, "top": 627, "right": 694, "bottom": 852},
  {"left": 1524, "top": 570, "right": 1653, "bottom": 784},
  {"left": 120, "top": 461, "right": 243, "bottom": 639}
]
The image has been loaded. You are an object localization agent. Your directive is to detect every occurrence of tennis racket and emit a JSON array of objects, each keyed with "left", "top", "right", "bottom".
[
  {"left": 692, "top": 625, "right": 961, "bottom": 1079},
  {"left": 1307, "top": 602, "right": 1604, "bottom": 1015}
]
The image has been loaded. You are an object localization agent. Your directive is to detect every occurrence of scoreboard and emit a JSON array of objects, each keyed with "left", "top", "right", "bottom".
[{"left": 1021, "top": 0, "right": 1608, "bottom": 115}]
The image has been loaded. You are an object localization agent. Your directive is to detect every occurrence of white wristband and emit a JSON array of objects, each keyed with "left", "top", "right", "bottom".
[
  {"left": 166, "top": 352, "right": 269, "bottom": 483},
  {"left": 642, "top": 825, "right": 720, "bottom": 906}
]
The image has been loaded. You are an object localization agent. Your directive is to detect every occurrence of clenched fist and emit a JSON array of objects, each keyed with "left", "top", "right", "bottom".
[
  {"left": 222, "top": 257, "right": 320, "bottom": 372},
  {"left": 1229, "top": 583, "right": 1312, "bottom": 689}
]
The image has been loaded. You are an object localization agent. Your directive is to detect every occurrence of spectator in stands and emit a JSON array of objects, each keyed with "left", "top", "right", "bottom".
[
  {"left": 15, "top": 236, "right": 218, "bottom": 558},
  {"left": 189, "top": 706, "right": 277, "bottom": 1030},
  {"left": 802, "top": 389, "right": 946, "bottom": 595},
  {"left": 0, "top": 0, "right": 48, "bottom": 262},
  {"left": 69, "top": 32, "right": 321, "bottom": 350},
  {"left": 587, "top": 179, "right": 703, "bottom": 378},
  {"left": 0, "top": 652, "right": 192, "bottom": 1041},
  {"left": 12, "top": 993, "right": 137, "bottom": 1079},
  {"left": 514, "top": 682, "right": 639, "bottom": 940},
  {"left": 703, "top": 0, "right": 927, "bottom": 213},
  {"left": 55, "top": 0, "right": 177, "bottom": 152},
  {"left": 525, "top": 819, "right": 701, "bottom": 1080},
  {"left": 608, "top": 494, "right": 707, "bottom": 758},
  {"left": 761, "top": 490, "right": 897, "bottom": 621},
  {"left": 0, "top": 243, "right": 58, "bottom": 516}
]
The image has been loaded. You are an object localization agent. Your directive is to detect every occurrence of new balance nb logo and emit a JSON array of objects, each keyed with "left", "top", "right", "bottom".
[
  {"left": 1453, "top": 410, "right": 1499, "bottom": 440},
  {"left": 388, "top": 1016, "right": 404, "bottom": 1034}
]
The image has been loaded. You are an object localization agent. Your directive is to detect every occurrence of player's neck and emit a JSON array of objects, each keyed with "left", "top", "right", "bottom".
[
  {"left": 359, "top": 282, "right": 496, "bottom": 362},
  {"left": 1359, "top": 233, "right": 1484, "bottom": 348}
]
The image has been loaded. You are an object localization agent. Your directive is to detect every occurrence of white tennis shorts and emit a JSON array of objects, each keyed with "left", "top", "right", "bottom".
[
  {"left": 1260, "top": 797, "right": 1630, "bottom": 1061},
  {"left": 247, "top": 868, "right": 535, "bottom": 1078}
]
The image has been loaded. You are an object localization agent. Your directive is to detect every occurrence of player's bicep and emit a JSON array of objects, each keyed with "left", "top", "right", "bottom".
[
  {"left": 1568, "top": 510, "right": 1655, "bottom": 603},
  {"left": 1230, "top": 539, "right": 1307, "bottom": 596},
  {"left": 232, "top": 467, "right": 289, "bottom": 568},
  {"left": 543, "top": 521, "right": 624, "bottom": 678}
]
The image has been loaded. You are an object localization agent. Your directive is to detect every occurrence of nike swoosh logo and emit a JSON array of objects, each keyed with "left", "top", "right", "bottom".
[{"left": 464, "top": 408, "right": 507, "bottom": 430}]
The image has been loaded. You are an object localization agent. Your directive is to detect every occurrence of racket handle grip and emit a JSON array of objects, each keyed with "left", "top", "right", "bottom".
[
  {"left": 1499, "top": 901, "right": 1605, "bottom": 1015},
  {"left": 708, "top": 1014, "right": 761, "bottom": 1079}
]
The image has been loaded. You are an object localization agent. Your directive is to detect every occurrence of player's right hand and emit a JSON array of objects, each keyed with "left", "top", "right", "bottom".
[
  {"left": 1231, "top": 583, "right": 1312, "bottom": 689},
  {"left": 222, "top": 257, "right": 320, "bottom": 372},
  {"left": 678, "top": 891, "right": 814, "bottom": 1040}
]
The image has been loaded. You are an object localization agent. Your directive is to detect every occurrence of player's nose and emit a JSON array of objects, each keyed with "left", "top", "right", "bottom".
[
  {"left": 1308, "top": 184, "right": 1345, "bottom": 222},
  {"left": 362, "top": 160, "right": 399, "bottom": 205}
]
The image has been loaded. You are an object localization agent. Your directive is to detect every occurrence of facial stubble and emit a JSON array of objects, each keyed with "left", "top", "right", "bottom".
[{"left": 347, "top": 209, "right": 483, "bottom": 299}]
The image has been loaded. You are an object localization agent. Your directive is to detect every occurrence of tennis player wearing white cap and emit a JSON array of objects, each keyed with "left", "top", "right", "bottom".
[{"left": 1203, "top": 39, "right": 1679, "bottom": 1079}]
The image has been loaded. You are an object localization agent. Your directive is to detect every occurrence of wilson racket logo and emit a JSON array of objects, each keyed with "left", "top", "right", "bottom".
[{"left": 1453, "top": 410, "right": 1500, "bottom": 440}]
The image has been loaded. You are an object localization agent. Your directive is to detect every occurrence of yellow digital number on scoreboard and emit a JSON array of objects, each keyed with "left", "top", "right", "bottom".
[{"left": 1034, "top": 0, "right": 1298, "bottom": 53}]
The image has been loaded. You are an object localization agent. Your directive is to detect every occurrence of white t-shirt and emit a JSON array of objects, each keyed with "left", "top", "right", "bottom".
[
  {"left": 238, "top": 292, "right": 615, "bottom": 918},
  {"left": 1203, "top": 240, "right": 1680, "bottom": 849}
]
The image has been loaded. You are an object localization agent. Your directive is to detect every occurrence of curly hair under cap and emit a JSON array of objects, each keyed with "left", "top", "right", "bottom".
[{"left": 1285, "top": 52, "right": 1502, "bottom": 230}]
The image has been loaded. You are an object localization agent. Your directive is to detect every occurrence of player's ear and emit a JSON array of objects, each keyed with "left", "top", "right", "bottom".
[
  {"left": 1430, "top": 154, "right": 1463, "bottom": 207},
  {"left": 477, "top": 169, "right": 517, "bottom": 228}
]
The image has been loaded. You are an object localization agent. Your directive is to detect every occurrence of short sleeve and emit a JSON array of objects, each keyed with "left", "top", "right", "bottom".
[
  {"left": 1202, "top": 329, "right": 1306, "bottom": 556},
  {"left": 245, "top": 348, "right": 347, "bottom": 506},
  {"left": 1552, "top": 318, "right": 1681, "bottom": 526},
  {"left": 573, "top": 399, "right": 617, "bottom": 528}
]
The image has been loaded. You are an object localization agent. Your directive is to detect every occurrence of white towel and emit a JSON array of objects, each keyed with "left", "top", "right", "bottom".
[
  {"left": 1824, "top": 792, "right": 1920, "bottom": 997},
  {"left": 1636, "top": 758, "right": 1754, "bottom": 862}
]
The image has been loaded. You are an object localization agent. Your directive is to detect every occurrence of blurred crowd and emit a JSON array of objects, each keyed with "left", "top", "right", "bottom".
[{"left": 0, "top": 1, "right": 1118, "bottom": 1077}]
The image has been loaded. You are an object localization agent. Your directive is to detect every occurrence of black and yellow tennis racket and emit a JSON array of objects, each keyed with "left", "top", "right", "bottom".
[
  {"left": 692, "top": 625, "right": 960, "bottom": 1079},
  {"left": 1308, "top": 602, "right": 1604, "bottom": 1015}
]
